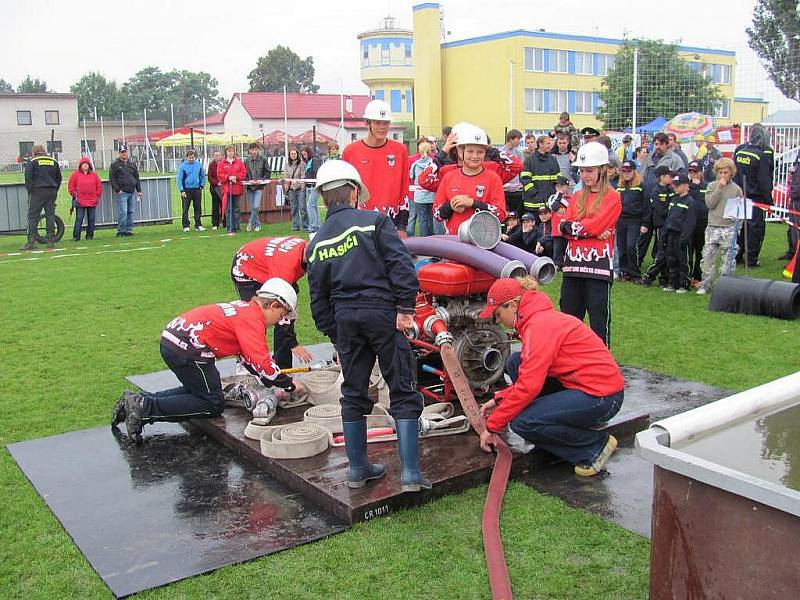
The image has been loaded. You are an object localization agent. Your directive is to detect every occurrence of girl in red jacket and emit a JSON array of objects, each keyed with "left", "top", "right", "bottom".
[
  {"left": 217, "top": 145, "right": 247, "bottom": 234},
  {"left": 478, "top": 277, "right": 624, "bottom": 476},
  {"left": 432, "top": 123, "right": 507, "bottom": 233},
  {"left": 558, "top": 141, "right": 621, "bottom": 347},
  {"left": 68, "top": 157, "right": 102, "bottom": 241}
]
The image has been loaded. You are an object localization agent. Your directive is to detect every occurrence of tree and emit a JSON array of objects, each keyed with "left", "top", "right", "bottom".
[
  {"left": 0, "top": 78, "right": 13, "bottom": 93},
  {"left": 168, "top": 70, "right": 225, "bottom": 124},
  {"left": 17, "top": 75, "right": 48, "bottom": 93},
  {"left": 248, "top": 45, "right": 319, "bottom": 93},
  {"left": 747, "top": 0, "right": 800, "bottom": 103},
  {"left": 597, "top": 39, "right": 724, "bottom": 131},
  {"left": 121, "top": 67, "right": 175, "bottom": 120},
  {"left": 70, "top": 72, "right": 129, "bottom": 119}
]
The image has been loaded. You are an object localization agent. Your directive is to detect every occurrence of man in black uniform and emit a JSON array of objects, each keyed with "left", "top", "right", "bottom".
[
  {"left": 306, "top": 160, "right": 429, "bottom": 493},
  {"left": 21, "top": 145, "right": 62, "bottom": 251},
  {"left": 733, "top": 123, "right": 774, "bottom": 267}
]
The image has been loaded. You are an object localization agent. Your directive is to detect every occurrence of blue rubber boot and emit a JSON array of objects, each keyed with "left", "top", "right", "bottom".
[
  {"left": 342, "top": 420, "right": 386, "bottom": 489},
  {"left": 396, "top": 419, "right": 432, "bottom": 493}
]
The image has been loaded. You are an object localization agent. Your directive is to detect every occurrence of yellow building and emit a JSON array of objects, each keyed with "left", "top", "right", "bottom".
[
  {"left": 410, "top": 2, "right": 762, "bottom": 141},
  {"left": 357, "top": 16, "right": 414, "bottom": 122}
]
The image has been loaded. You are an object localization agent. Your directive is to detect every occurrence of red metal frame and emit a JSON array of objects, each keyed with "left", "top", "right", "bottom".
[{"left": 408, "top": 337, "right": 457, "bottom": 403}]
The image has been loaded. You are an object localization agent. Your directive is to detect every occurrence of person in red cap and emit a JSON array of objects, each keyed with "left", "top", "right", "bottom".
[{"left": 477, "top": 276, "right": 624, "bottom": 476}]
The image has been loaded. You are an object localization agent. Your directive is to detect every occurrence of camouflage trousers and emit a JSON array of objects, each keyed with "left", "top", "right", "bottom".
[{"left": 699, "top": 225, "right": 737, "bottom": 291}]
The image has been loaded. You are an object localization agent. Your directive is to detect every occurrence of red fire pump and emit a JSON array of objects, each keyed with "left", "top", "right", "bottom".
[{"left": 408, "top": 262, "right": 512, "bottom": 403}]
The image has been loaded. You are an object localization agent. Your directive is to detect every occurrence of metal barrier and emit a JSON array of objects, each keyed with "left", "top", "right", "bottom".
[{"left": 0, "top": 176, "right": 173, "bottom": 233}]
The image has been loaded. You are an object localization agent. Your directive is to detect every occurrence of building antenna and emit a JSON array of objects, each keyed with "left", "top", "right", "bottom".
[{"left": 439, "top": 5, "right": 447, "bottom": 41}]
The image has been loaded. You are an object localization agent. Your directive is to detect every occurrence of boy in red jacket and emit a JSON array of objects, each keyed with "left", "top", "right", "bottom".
[
  {"left": 433, "top": 122, "right": 507, "bottom": 233},
  {"left": 478, "top": 277, "right": 624, "bottom": 476},
  {"left": 112, "top": 279, "right": 298, "bottom": 443}
]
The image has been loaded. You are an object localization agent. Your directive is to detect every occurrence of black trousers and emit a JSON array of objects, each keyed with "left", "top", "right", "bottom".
[
  {"left": 736, "top": 204, "right": 766, "bottom": 265},
  {"left": 689, "top": 221, "right": 706, "bottom": 280},
  {"left": 552, "top": 237, "right": 567, "bottom": 267},
  {"left": 616, "top": 218, "right": 641, "bottom": 278},
  {"left": 665, "top": 231, "right": 690, "bottom": 290},
  {"left": 210, "top": 185, "right": 222, "bottom": 227},
  {"left": 636, "top": 226, "right": 658, "bottom": 268},
  {"left": 141, "top": 343, "right": 225, "bottom": 421},
  {"left": 504, "top": 190, "right": 523, "bottom": 216},
  {"left": 644, "top": 228, "right": 668, "bottom": 285},
  {"left": 181, "top": 188, "right": 202, "bottom": 228},
  {"left": 334, "top": 307, "right": 422, "bottom": 422},
  {"left": 559, "top": 277, "right": 612, "bottom": 348},
  {"left": 233, "top": 276, "right": 297, "bottom": 369},
  {"left": 27, "top": 187, "right": 58, "bottom": 242}
]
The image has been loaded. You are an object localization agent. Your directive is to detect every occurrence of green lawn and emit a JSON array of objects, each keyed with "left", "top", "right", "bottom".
[{"left": 0, "top": 189, "right": 798, "bottom": 598}]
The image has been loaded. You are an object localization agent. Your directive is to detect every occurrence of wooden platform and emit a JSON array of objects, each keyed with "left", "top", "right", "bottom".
[{"left": 189, "top": 404, "right": 649, "bottom": 525}]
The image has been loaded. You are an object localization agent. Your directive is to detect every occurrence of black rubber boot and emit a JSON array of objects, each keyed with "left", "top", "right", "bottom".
[
  {"left": 112, "top": 390, "right": 139, "bottom": 427},
  {"left": 124, "top": 393, "right": 145, "bottom": 444},
  {"left": 342, "top": 420, "right": 385, "bottom": 488},
  {"left": 19, "top": 239, "right": 36, "bottom": 251},
  {"left": 396, "top": 419, "right": 432, "bottom": 493}
]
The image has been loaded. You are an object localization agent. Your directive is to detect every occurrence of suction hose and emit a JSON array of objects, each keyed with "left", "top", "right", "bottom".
[{"left": 403, "top": 236, "right": 527, "bottom": 279}]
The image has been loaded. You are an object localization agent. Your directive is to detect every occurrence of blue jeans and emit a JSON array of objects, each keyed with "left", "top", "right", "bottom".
[
  {"left": 414, "top": 202, "right": 434, "bottom": 237},
  {"left": 433, "top": 219, "right": 446, "bottom": 235},
  {"left": 73, "top": 205, "right": 96, "bottom": 240},
  {"left": 505, "top": 351, "right": 623, "bottom": 465},
  {"left": 226, "top": 195, "right": 241, "bottom": 233},
  {"left": 406, "top": 199, "right": 418, "bottom": 236},
  {"left": 116, "top": 192, "right": 135, "bottom": 234},
  {"left": 247, "top": 188, "right": 263, "bottom": 229},
  {"left": 306, "top": 186, "right": 320, "bottom": 232},
  {"left": 288, "top": 187, "right": 307, "bottom": 230}
]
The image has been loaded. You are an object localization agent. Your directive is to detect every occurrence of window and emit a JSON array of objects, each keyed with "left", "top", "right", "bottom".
[
  {"left": 381, "top": 46, "right": 390, "bottom": 65},
  {"left": 524, "top": 88, "right": 545, "bottom": 113},
  {"left": 362, "top": 45, "right": 369, "bottom": 65},
  {"left": 575, "top": 52, "right": 593, "bottom": 75},
  {"left": 575, "top": 91, "right": 593, "bottom": 114},
  {"left": 19, "top": 141, "right": 34, "bottom": 158},
  {"left": 392, "top": 133, "right": 400, "bottom": 140},
  {"left": 549, "top": 90, "right": 568, "bottom": 113},
  {"left": 714, "top": 99, "right": 730, "bottom": 118},
  {"left": 524, "top": 47, "right": 544, "bottom": 72},
  {"left": 17, "top": 110, "right": 32, "bottom": 126},
  {"left": 81, "top": 140, "right": 97, "bottom": 153},
  {"left": 550, "top": 50, "right": 568, "bottom": 73},
  {"left": 597, "top": 54, "right": 615, "bottom": 76},
  {"left": 350, "top": 133, "right": 358, "bottom": 142},
  {"left": 404, "top": 44, "right": 412, "bottom": 59},
  {"left": 714, "top": 64, "right": 731, "bottom": 85},
  {"left": 45, "top": 110, "right": 59, "bottom": 125},
  {"left": 47, "top": 140, "right": 63, "bottom": 155}
]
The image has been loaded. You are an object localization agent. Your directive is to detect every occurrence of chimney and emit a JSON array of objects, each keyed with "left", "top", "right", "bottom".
[{"left": 345, "top": 95, "right": 353, "bottom": 114}]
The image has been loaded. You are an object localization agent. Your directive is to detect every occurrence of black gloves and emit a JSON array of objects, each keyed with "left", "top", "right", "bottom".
[{"left": 269, "top": 373, "right": 296, "bottom": 393}]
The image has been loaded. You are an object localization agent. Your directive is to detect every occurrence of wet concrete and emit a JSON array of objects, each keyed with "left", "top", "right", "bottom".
[
  {"left": 677, "top": 401, "right": 800, "bottom": 493},
  {"left": 522, "top": 366, "right": 731, "bottom": 537},
  {"left": 7, "top": 423, "right": 346, "bottom": 598}
]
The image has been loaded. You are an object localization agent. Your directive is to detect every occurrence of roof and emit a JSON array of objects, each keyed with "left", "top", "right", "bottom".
[
  {"left": 441, "top": 29, "right": 736, "bottom": 57},
  {"left": 763, "top": 109, "right": 800, "bottom": 125},
  {"left": 734, "top": 97, "right": 767, "bottom": 103},
  {"left": 0, "top": 92, "right": 77, "bottom": 99},
  {"left": 184, "top": 113, "right": 224, "bottom": 127},
  {"left": 319, "top": 118, "right": 404, "bottom": 129},
  {"left": 230, "top": 92, "right": 371, "bottom": 120}
]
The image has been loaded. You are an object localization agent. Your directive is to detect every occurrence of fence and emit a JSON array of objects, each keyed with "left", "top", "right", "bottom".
[{"left": 0, "top": 176, "right": 173, "bottom": 234}]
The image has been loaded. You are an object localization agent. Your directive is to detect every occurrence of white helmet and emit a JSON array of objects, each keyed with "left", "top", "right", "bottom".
[
  {"left": 451, "top": 122, "right": 488, "bottom": 147},
  {"left": 363, "top": 99, "right": 393, "bottom": 122},
  {"left": 572, "top": 141, "right": 609, "bottom": 167},
  {"left": 314, "top": 159, "right": 370, "bottom": 204},
  {"left": 256, "top": 278, "right": 298, "bottom": 320}
]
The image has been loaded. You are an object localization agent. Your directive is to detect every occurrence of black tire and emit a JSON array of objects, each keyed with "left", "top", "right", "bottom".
[{"left": 34, "top": 214, "right": 65, "bottom": 244}]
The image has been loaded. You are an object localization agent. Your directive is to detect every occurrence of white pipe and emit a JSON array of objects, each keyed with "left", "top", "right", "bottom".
[
  {"left": 100, "top": 116, "right": 106, "bottom": 169},
  {"left": 283, "top": 85, "right": 289, "bottom": 158},
  {"left": 202, "top": 97, "right": 208, "bottom": 164},
  {"left": 170, "top": 103, "right": 176, "bottom": 171},
  {"left": 652, "top": 371, "right": 800, "bottom": 445},
  {"left": 121, "top": 111, "right": 125, "bottom": 146},
  {"left": 631, "top": 48, "right": 638, "bottom": 135}
]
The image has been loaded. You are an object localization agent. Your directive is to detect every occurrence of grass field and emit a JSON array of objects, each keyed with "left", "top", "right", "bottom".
[{"left": 1, "top": 172, "right": 798, "bottom": 598}]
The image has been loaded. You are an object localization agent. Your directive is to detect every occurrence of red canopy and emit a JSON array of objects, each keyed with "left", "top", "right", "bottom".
[
  {"left": 293, "top": 129, "right": 335, "bottom": 144},
  {"left": 260, "top": 129, "right": 293, "bottom": 145},
  {"left": 120, "top": 127, "right": 209, "bottom": 144}
]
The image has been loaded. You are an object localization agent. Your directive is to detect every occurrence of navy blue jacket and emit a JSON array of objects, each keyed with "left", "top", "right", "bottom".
[
  {"left": 616, "top": 183, "right": 645, "bottom": 220},
  {"left": 733, "top": 143, "right": 773, "bottom": 203},
  {"left": 307, "top": 204, "right": 418, "bottom": 344},
  {"left": 664, "top": 192, "right": 697, "bottom": 243},
  {"left": 176, "top": 160, "right": 206, "bottom": 191},
  {"left": 643, "top": 184, "right": 674, "bottom": 230},
  {"left": 689, "top": 181, "right": 709, "bottom": 226}
]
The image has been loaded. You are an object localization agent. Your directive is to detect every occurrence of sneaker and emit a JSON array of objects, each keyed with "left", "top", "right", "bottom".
[
  {"left": 675, "top": 287, "right": 688, "bottom": 294},
  {"left": 661, "top": 286, "right": 675, "bottom": 292},
  {"left": 691, "top": 279, "right": 700, "bottom": 289},
  {"left": 19, "top": 241, "right": 36, "bottom": 251},
  {"left": 777, "top": 253, "right": 793, "bottom": 261},
  {"left": 212, "top": 226, "right": 218, "bottom": 230},
  {"left": 254, "top": 225, "right": 261, "bottom": 232},
  {"left": 116, "top": 232, "right": 125, "bottom": 237},
  {"left": 631, "top": 278, "right": 645, "bottom": 286},
  {"left": 696, "top": 287, "right": 708, "bottom": 295},
  {"left": 196, "top": 225, "right": 205, "bottom": 231},
  {"left": 125, "top": 232, "right": 134, "bottom": 236},
  {"left": 183, "top": 227, "right": 190, "bottom": 232},
  {"left": 124, "top": 393, "right": 145, "bottom": 444},
  {"left": 574, "top": 435, "right": 617, "bottom": 477},
  {"left": 640, "top": 276, "right": 653, "bottom": 287},
  {"left": 246, "top": 224, "right": 253, "bottom": 232}
]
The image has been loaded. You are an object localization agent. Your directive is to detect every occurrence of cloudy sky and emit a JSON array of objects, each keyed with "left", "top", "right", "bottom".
[{"left": 3, "top": 0, "right": 795, "bottom": 112}]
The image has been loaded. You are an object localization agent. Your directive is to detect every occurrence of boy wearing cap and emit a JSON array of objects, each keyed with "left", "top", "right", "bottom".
[
  {"left": 111, "top": 279, "right": 298, "bottom": 443},
  {"left": 640, "top": 165, "right": 675, "bottom": 285},
  {"left": 687, "top": 160, "right": 708, "bottom": 286},
  {"left": 534, "top": 206, "right": 554, "bottom": 258},
  {"left": 661, "top": 173, "right": 698, "bottom": 293},
  {"left": 616, "top": 160, "right": 645, "bottom": 281},
  {"left": 501, "top": 211, "right": 523, "bottom": 248},
  {"left": 306, "top": 160, "right": 429, "bottom": 493}
]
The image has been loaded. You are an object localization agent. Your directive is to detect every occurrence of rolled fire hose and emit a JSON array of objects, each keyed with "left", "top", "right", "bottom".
[
  {"left": 439, "top": 342, "right": 514, "bottom": 600},
  {"left": 404, "top": 236, "right": 527, "bottom": 279}
]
